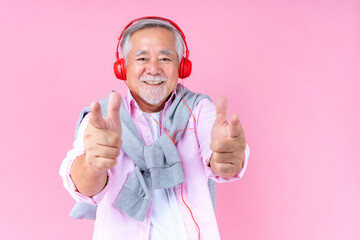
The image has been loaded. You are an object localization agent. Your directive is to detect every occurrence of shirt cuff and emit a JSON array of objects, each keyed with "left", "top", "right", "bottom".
[
  {"left": 62, "top": 152, "right": 113, "bottom": 205},
  {"left": 203, "top": 144, "right": 250, "bottom": 183}
]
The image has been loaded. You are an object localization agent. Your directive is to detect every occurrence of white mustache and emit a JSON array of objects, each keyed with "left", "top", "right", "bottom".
[{"left": 140, "top": 75, "right": 168, "bottom": 82}]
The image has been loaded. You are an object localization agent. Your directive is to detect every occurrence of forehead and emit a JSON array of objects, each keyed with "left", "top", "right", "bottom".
[{"left": 129, "top": 27, "right": 176, "bottom": 50}]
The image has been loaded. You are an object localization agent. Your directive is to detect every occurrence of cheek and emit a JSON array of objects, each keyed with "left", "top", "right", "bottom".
[
  {"left": 167, "top": 64, "right": 179, "bottom": 78},
  {"left": 129, "top": 64, "right": 144, "bottom": 76},
  {"left": 126, "top": 66, "right": 140, "bottom": 88}
]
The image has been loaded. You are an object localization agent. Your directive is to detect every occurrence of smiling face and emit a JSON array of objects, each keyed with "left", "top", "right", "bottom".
[{"left": 126, "top": 27, "right": 180, "bottom": 113}]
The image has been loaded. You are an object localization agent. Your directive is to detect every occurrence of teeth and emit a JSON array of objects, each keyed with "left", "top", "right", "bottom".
[{"left": 144, "top": 81, "right": 163, "bottom": 85}]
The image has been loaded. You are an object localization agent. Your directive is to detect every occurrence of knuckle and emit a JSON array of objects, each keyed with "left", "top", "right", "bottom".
[
  {"left": 84, "top": 124, "right": 96, "bottom": 139},
  {"left": 107, "top": 132, "right": 121, "bottom": 146},
  {"left": 85, "top": 140, "right": 95, "bottom": 149},
  {"left": 114, "top": 134, "right": 122, "bottom": 146},
  {"left": 87, "top": 158, "right": 100, "bottom": 171},
  {"left": 83, "top": 130, "right": 91, "bottom": 140},
  {"left": 105, "top": 148, "right": 120, "bottom": 158},
  {"left": 240, "top": 150, "right": 245, "bottom": 162},
  {"left": 220, "top": 164, "right": 238, "bottom": 177},
  {"left": 94, "top": 159, "right": 106, "bottom": 171},
  {"left": 114, "top": 148, "right": 121, "bottom": 157},
  {"left": 110, "top": 158, "right": 118, "bottom": 168},
  {"left": 220, "top": 165, "right": 232, "bottom": 174},
  {"left": 85, "top": 151, "right": 96, "bottom": 161},
  {"left": 211, "top": 140, "right": 221, "bottom": 152},
  {"left": 212, "top": 152, "right": 219, "bottom": 163},
  {"left": 210, "top": 142, "right": 216, "bottom": 151},
  {"left": 234, "top": 150, "right": 245, "bottom": 166},
  {"left": 240, "top": 142, "right": 246, "bottom": 150},
  {"left": 95, "top": 158, "right": 108, "bottom": 170},
  {"left": 104, "top": 158, "right": 117, "bottom": 169},
  {"left": 233, "top": 150, "right": 241, "bottom": 159}
]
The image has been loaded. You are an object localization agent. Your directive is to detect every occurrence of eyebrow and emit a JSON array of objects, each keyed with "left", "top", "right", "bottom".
[
  {"left": 134, "top": 49, "right": 174, "bottom": 56},
  {"left": 160, "top": 50, "right": 174, "bottom": 56},
  {"left": 135, "top": 50, "right": 147, "bottom": 56}
]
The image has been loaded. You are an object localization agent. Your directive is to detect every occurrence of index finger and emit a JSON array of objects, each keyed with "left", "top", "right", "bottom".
[
  {"left": 229, "top": 114, "right": 246, "bottom": 149},
  {"left": 229, "top": 113, "right": 242, "bottom": 138},
  {"left": 215, "top": 96, "right": 228, "bottom": 125},
  {"left": 89, "top": 101, "right": 105, "bottom": 129},
  {"left": 108, "top": 91, "right": 122, "bottom": 122}
]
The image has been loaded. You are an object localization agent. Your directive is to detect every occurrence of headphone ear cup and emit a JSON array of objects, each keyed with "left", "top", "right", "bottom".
[
  {"left": 179, "top": 57, "right": 192, "bottom": 79},
  {"left": 114, "top": 58, "right": 127, "bottom": 80}
]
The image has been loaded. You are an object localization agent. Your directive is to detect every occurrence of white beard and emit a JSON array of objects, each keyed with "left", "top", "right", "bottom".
[{"left": 139, "top": 75, "right": 168, "bottom": 105}]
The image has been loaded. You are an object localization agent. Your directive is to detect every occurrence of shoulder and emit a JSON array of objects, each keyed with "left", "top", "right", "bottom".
[{"left": 193, "top": 97, "right": 215, "bottom": 116}]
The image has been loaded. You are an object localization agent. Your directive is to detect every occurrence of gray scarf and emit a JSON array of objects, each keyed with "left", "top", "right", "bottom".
[{"left": 69, "top": 84, "right": 215, "bottom": 221}]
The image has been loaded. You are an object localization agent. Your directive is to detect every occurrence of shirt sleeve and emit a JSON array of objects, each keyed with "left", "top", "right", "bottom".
[
  {"left": 194, "top": 98, "right": 250, "bottom": 183},
  {"left": 59, "top": 115, "right": 113, "bottom": 205}
]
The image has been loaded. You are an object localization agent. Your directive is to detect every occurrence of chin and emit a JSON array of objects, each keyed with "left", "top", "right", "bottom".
[{"left": 139, "top": 84, "right": 169, "bottom": 105}]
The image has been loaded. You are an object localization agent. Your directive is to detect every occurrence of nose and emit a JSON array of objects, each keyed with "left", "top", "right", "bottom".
[{"left": 146, "top": 59, "right": 162, "bottom": 75}]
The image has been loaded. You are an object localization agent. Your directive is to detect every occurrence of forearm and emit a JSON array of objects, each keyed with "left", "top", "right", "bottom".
[{"left": 70, "top": 153, "right": 108, "bottom": 197}]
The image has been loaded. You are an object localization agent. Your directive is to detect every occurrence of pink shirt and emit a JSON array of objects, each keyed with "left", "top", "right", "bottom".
[{"left": 60, "top": 88, "right": 250, "bottom": 240}]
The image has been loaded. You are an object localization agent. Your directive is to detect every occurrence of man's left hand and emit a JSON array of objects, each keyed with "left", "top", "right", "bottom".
[{"left": 210, "top": 96, "right": 247, "bottom": 178}]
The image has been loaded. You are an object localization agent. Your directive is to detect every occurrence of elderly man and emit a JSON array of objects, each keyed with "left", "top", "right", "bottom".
[{"left": 60, "top": 17, "right": 249, "bottom": 240}]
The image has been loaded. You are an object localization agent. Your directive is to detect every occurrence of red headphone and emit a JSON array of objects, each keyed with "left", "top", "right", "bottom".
[{"left": 113, "top": 16, "right": 192, "bottom": 80}]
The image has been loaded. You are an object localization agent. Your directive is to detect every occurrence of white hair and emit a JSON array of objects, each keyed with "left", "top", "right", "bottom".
[{"left": 120, "top": 18, "right": 185, "bottom": 65}]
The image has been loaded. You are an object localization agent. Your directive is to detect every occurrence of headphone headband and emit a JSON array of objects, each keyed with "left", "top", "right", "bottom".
[{"left": 115, "top": 16, "right": 189, "bottom": 61}]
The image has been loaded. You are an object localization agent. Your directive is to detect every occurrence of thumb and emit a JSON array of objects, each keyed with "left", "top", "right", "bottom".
[
  {"left": 214, "top": 96, "right": 228, "bottom": 125},
  {"left": 107, "top": 91, "right": 122, "bottom": 129},
  {"left": 89, "top": 101, "right": 105, "bottom": 129}
]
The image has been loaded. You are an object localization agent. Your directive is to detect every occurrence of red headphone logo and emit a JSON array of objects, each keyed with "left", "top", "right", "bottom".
[{"left": 113, "top": 16, "right": 192, "bottom": 80}]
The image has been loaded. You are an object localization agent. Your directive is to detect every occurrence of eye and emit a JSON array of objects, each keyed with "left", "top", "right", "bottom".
[
  {"left": 160, "top": 58, "right": 171, "bottom": 62},
  {"left": 136, "top": 58, "right": 148, "bottom": 61}
]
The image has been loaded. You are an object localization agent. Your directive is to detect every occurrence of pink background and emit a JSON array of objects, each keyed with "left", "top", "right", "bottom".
[{"left": 1, "top": 0, "right": 359, "bottom": 239}]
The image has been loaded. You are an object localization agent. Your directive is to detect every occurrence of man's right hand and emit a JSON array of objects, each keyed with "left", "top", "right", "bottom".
[{"left": 84, "top": 91, "right": 122, "bottom": 172}]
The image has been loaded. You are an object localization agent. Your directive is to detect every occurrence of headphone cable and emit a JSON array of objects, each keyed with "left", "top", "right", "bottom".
[{"left": 122, "top": 79, "right": 201, "bottom": 240}]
